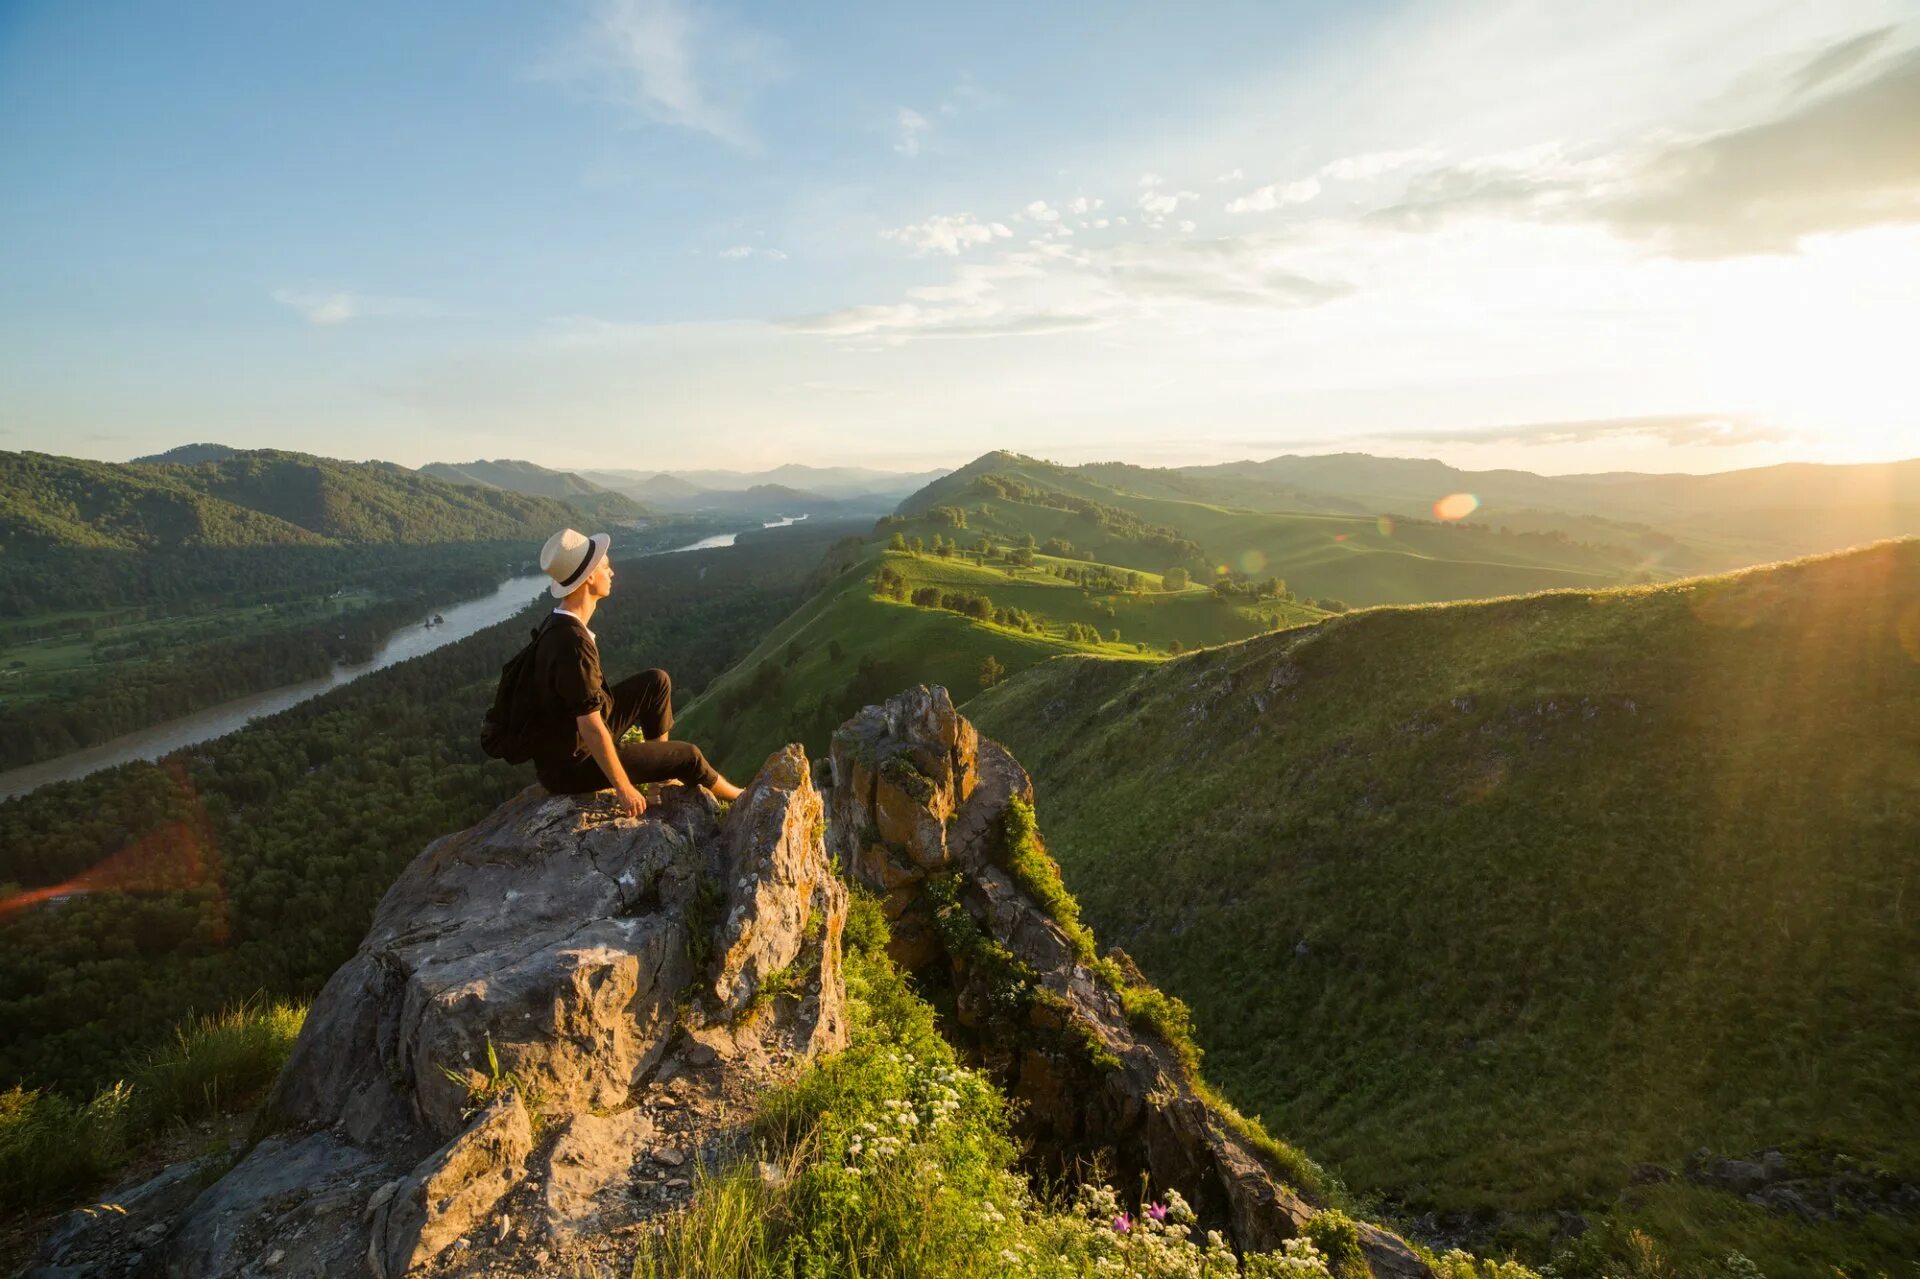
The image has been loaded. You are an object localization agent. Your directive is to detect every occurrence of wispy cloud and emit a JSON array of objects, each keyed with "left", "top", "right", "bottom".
[
  {"left": 1603, "top": 45, "right": 1920, "bottom": 257},
  {"left": 893, "top": 106, "right": 930, "bottom": 157},
  {"left": 1224, "top": 177, "right": 1320, "bottom": 213},
  {"left": 881, "top": 214, "right": 1012, "bottom": 256},
  {"left": 1319, "top": 147, "right": 1441, "bottom": 182},
  {"left": 1139, "top": 188, "right": 1199, "bottom": 217},
  {"left": 717, "top": 244, "right": 787, "bottom": 260},
  {"left": 1361, "top": 34, "right": 1920, "bottom": 258},
  {"left": 541, "top": 0, "right": 781, "bottom": 148},
  {"left": 781, "top": 227, "right": 1351, "bottom": 343},
  {"left": 1375, "top": 413, "right": 1792, "bottom": 449},
  {"left": 271, "top": 289, "right": 440, "bottom": 326}
]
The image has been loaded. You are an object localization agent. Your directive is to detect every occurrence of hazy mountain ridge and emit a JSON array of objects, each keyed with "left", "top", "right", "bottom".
[{"left": 902, "top": 450, "right": 1920, "bottom": 577}]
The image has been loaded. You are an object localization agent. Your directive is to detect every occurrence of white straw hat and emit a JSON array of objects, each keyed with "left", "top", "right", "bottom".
[{"left": 539, "top": 528, "right": 611, "bottom": 599}]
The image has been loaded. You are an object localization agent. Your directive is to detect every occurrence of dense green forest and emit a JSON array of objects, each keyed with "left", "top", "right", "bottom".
[
  {"left": 0, "top": 521, "right": 849, "bottom": 1096},
  {"left": 0, "top": 544, "right": 526, "bottom": 769}
]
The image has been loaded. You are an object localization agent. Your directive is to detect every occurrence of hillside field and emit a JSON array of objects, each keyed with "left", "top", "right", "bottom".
[{"left": 678, "top": 541, "right": 1324, "bottom": 777}]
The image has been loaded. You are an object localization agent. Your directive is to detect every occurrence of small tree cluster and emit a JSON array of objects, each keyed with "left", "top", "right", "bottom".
[{"left": 910, "top": 587, "right": 994, "bottom": 620}]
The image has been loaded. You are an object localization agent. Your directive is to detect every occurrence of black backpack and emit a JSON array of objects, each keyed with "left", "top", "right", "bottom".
[{"left": 480, "top": 615, "right": 559, "bottom": 764}]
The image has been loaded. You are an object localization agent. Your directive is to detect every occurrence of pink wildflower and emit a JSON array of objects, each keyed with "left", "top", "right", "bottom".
[
  {"left": 1146, "top": 1202, "right": 1168, "bottom": 1222},
  {"left": 1111, "top": 1212, "right": 1132, "bottom": 1234}
]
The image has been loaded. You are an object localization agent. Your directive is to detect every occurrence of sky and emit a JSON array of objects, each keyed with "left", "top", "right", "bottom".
[{"left": 1, "top": 0, "right": 1917, "bottom": 477}]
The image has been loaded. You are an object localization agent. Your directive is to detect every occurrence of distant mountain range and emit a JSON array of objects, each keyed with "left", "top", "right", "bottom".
[
  {"left": 909, "top": 449, "right": 1920, "bottom": 574},
  {"left": 577, "top": 463, "right": 950, "bottom": 519},
  {"left": 0, "top": 448, "right": 586, "bottom": 551},
  {"left": 414, "top": 458, "right": 648, "bottom": 524}
]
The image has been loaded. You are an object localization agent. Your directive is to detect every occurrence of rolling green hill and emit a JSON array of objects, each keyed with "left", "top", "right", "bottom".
[
  {"left": 677, "top": 527, "right": 1325, "bottom": 778},
  {"left": 0, "top": 449, "right": 584, "bottom": 551},
  {"left": 899, "top": 454, "right": 1652, "bottom": 607},
  {"left": 968, "top": 540, "right": 1920, "bottom": 1278}
]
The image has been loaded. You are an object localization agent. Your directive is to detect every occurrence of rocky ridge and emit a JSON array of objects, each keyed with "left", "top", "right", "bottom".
[
  {"left": 829, "top": 686, "right": 1429, "bottom": 1279},
  {"left": 35, "top": 690, "right": 1431, "bottom": 1278}
]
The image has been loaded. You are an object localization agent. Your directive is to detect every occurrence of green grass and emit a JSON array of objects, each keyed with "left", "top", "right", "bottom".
[
  {"left": 970, "top": 540, "right": 1920, "bottom": 1278},
  {"left": 0, "top": 997, "right": 305, "bottom": 1211},
  {"left": 680, "top": 545, "right": 1303, "bottom": 779},
  {"left": 632, "top": 879, "right": 1527, "bottom": 1279}
]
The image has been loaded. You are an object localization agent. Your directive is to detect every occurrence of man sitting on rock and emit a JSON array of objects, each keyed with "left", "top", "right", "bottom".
[{"left": 529, "top": 528, "right": 744, "bottom": 817}]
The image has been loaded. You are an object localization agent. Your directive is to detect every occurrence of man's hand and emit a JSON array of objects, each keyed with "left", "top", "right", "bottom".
[
  {"left": 615, "top": 781, "right": 647, "bottom": 820},
  {"left": 578, "top": 709, "right": 644, "bottom": 818}
]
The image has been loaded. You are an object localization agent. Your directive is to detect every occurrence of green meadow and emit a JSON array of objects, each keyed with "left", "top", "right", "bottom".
[{"left": 679, "top": 538, "right": 1324, "bottom": 778}]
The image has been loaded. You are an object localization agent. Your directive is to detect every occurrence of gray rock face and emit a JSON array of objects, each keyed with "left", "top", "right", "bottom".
[
  {"left": 829, "top": 685, "right": 1432, "bottom": 1279},
  {"left": 40, "top": 753, "right": 845, "bottom": 1279}
]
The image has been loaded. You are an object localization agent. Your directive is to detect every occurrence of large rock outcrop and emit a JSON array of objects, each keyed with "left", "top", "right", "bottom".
[
  {"left": 34, "top": 747, "right": 844, "bottom": 1279},
  {"left": 36, "top": 692, "right": 1431, "bottom": 1279},
  {"left": 828, "top": 686, "right": 1431, "bottom": 1279}
]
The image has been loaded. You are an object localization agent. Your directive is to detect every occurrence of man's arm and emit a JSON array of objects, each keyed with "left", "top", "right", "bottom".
[{"left": 577, "top": 710, "right": 646, "bottom": 818}]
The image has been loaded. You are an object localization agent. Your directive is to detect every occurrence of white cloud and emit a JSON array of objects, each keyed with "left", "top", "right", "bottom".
[
  {"left": 781, "top": 223, "right": 1353, "bottom": 343},
  {"left": 716, "top": 245, "right": 787, "bottom": 260},
  {"left": 1216, "top": 168, "right": 1245, "bottom": 183},
  {"left": 271, "top": 289, "right": 439, "bottom": 326},
  {"left": 893, "top": 106, "right": 931, "bottom": 157},
  {"left": 1140, "top": 188, "right": 1200, "bottom": 216},
  {"left": 881, "top": 214, "right": 1012, "bottom": 256},
  {"left": 1138, "top": 172, "right": 1164, "bottom": 188},
  {"left": 1179, "top": 220, "right": 1197, "bottom": 233},
  {"left": 1320, "top": 148, "right": 1442, "bottom": 182},
  {"left": 1092, "top": 218, "right": 1111, "bottom": 229},
  {"left": 540, "top": 0, "right": 779, "bottom": 148},
  {"left": 1224, "top": 177, "right": 1323, "bottom": 213},
  {"left": 1068, "top": 195, "right": 1104, "bottom": 214},
  {"left": 1021, "top": 200, "right": 1062, "bottom": 223}
]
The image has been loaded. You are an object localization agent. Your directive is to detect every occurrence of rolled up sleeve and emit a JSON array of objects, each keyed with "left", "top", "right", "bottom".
[{"left": 551, "top": 637, "right": 605, "bottom": 719}]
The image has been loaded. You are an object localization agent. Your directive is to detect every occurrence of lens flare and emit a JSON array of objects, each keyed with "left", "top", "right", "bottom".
[
  {"left": 1334, "top": 533, "right": 1348, "bottom": 543},
  {"left": 1239, "top": 549, "right": 1267, "bottom": 575},
  {"left": 0, "top": 761, "right": 226, "bottom": 937},
  {"left": 1376, "top": 516, "right": 1394, "bottom": 537},
  {"left": 1433, "top": 493, "right": 1479, "bottom": 521}
]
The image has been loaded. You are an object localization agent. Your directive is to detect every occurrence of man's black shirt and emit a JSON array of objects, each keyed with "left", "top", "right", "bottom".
[{"left": 529, "top": 612, "right": 610, "bottom": 763}]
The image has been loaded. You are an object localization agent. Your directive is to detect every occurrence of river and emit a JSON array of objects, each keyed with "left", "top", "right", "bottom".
[
  {"left": 0, "top": 515, "right": 819, "bottom": 800},
  {"left": 0, "top": 574, "right": 555, "bottom": 801},
  {"left": 661, "top": 513, "right": 808, "bottom": 552}
]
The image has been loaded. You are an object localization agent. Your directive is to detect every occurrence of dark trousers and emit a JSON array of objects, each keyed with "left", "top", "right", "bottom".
[{"left": 536, "top": 669, "right": 721, "bottom": 794}]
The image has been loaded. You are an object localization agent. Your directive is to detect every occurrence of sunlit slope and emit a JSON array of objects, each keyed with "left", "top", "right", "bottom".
[
  {"left": 678, "top": 544, "right": 1321, "bottom": 777},
  {"left": 969, "top": 541, "right": 1920, "bottom": 1266},
  {"left": 900, "top": 455, "right": 1654, "bottom": 606}
]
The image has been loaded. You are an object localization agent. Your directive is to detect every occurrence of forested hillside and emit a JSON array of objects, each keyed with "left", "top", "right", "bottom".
[
  {"left": 416, "top": 457, "right": 652, "bottom": 524},
  {"left": 970, "top": 540, "right": 1920, "bottom": 1278},
  {"left": 0, "top": 449, "right": 583, "bottom": 552}
]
